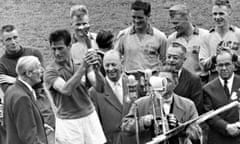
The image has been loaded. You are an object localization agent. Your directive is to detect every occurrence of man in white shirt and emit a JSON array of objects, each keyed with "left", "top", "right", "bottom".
[
  {"left": 89, "top": 50, "right": 135, "bottom": 144},
  {"left": 203, "top": 49, "right": 240, "bottom": 144}
]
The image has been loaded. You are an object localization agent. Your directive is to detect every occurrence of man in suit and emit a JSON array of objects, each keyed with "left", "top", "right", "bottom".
[
  {"left": 4, "top": 56, "right": 47, "bottom": 144},
  {"left": 121, "top": 66, "right": 202, "bottom": 144},
  {"left": 89, "top": 50, "right": 135, "bottom": 144},
  {"left": 166, "top": 42, "right": 203, "bottom": 114},
  {"left": 203, "top": 49, "right": 240, "bottom": 144}
]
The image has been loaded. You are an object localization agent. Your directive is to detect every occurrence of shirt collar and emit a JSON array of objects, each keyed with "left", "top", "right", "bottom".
[
  {"left": 129, "top": 24, "right": 154, "bottom": 36},
  {"left": 209, "top": 25, "right": 235, "bottom": 33},
  {"left": 18, "top": 77, "right": 36, "bottom": 100},
  {"left": 177, "top": 68, "right": 183, "bottom": 78},
  {"left": 218, "top": 73, "right": 234, "bottom": 92},
  {"left": 106, "top": 74, "right": 123, "bottom": 88},
  {"left": 176, "top": 25, "right": 199, "bottom": 38}
]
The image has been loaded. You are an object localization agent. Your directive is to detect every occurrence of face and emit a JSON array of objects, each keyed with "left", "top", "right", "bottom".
[
  {"left": 170, "top": 14, "right": 189, "bottom": 34},
  {"left": 155, "top": 72, "right": 176, "bottom": 99},
  {"left": 51, "top": 40, "right": 70, "bottom": 63},
  {"left": 103, "top": 53, "right": 122, "bottom": 82},
  {"left": 216, "top": 52, "right": 234, "bottom": 80},
  {"left": 166, "top": 47, "right": 186, "bottom": 71},
  {"left": 1, "top": 30, "right": 21, "bottom": 53},
  {"left": 131, "top": 9, "right": 149, "bottom": 31},
  {"left": 212, "top": 5, "right": 231, "bottom": 28},
  {"left": 72, "top": 15, "right": 90, "bottom": 37},
  {"left": 28, "top": 62, "right": 44, "bottom": 85}
]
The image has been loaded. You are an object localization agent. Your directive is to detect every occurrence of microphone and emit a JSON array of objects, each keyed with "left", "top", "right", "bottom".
[
  {"left": 149, "top": 75, "right": 168, "bottom": 92},
  {"left": 126, "top": 75, "right": 138, "bottom": 103}
]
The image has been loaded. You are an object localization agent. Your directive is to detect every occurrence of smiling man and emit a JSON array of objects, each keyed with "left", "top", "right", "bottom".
[
  {"left": 115, "top": 0, "right": 167, "bottom": 74},
  {"left": 203, "top": 49, "right": 240, "bottom": 144},
  {"left": 89, "top": 50, "right": 135, "bottom": 144},
  {"left": 199, "top": 0, "right": 240, "bottom": 79},
  {"left": 70, "top": 5, "right": 99, "bottom": 66}
]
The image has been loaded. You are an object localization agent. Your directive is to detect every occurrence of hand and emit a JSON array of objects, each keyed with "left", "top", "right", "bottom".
[
  {"left": 83, "top": 49, "right": 100, "bottom": 67},
  {"left": 44, "top": 124, "right": 54, "bottom": 135},
  {"left": 226, "top": 123, "right": 240, "bottom": 136},
  {"left": 143, "top": 114, "right": 154, "bottom": 127},
  {"left": 0, "top": 74, "right": 16, "bottom": 84},
  {"left": 167, "top": 114, "right": 179, "bottom": 129}
]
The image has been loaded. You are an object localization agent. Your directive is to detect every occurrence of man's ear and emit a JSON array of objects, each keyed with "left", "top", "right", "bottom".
[{"left": 25, "top": 70, "right": 32, "bottom": 78}]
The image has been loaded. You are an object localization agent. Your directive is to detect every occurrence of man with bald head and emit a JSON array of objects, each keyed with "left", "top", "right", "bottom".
[
  {"left": 203, "top": 49, "right": 240, "bottom": 144},
  {"left": 89, "top": 50, "right": 135, "bottom": 144},
  {"left": 166, "top": 42, "right": 203, "bottom": 114}
]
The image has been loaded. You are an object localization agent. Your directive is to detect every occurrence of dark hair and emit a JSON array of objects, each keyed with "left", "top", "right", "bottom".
[
  {"left": 131, "top": 1, "right": 151, "bottom": 16},
  {"left": 213, "top": 0, "right": 231, "bottom": 9},
  {"left": 96, "top": 30, "right": 114, "bottom": 49},
  {"left": 49, "top": 29, "right": 71, "bottom": 47},
  {"left": 1, "top": 25, "right": 15, "bottom": 34},
  {"left": 169, "top": 41, "right": 187, "bottom": 54}
]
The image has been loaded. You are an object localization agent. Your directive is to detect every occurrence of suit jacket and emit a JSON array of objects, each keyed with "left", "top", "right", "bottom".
[
  {"left": 203, "top": 75, "right": 240, "bottom": 144},
  {"left": 4, "top": 80, "right": 47, "bottom": 144},
  {"left": 122, "top": 94, "right": 200, "bottom": 144},
  {"left": 174, "top": 68, "right": 203, "bottom": 114},
  {"left": 89, "top": 75, "right": 135, "bottom": 144}
]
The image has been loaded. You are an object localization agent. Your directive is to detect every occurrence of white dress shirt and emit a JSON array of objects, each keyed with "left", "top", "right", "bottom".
[
  {"left": 218, "top": 73, "right": 234, "bottom": 94},
  {"left": 106, "top": 75, "right": 123, "bottom": 104}
]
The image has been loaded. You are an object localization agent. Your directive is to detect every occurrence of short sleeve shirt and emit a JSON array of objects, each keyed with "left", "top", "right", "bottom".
[
  {"left": 115, "top": 25, "right": 167, "bottom": 73},
  {"left": 70, "top": 33, "right": 99, "bottom": 65},
  {"left": 44, "top": 61, "right": 94, "bottom": 119},
  {"left": 199, "top": 26, "right": 240, "bottom": 62},
  {"left": 168, "top": 26, "right": 208, "bottom": 75}
]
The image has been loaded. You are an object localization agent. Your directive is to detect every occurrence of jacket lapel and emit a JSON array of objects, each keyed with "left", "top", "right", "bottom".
[
  {"left": 16, "top": 80, "right": 35, "bottom": 102},
  {"left": 172, "top": 95, "right": 188, "bottom": 123},
  {"left": 104, "top": 79, "right": 123, "bottom": 113}
]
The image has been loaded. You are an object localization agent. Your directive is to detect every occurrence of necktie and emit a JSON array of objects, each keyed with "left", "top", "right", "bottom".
[
  {"left": 224, "top": 80, "right": 230, "bottom": 97},
  {"left": 114, "top": 83, "right": 123, "bottom": 104}
]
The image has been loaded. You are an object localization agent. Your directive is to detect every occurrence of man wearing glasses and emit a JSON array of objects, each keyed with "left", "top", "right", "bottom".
[{"left": 203, "top": 49, "right": 240, "bottom": 144}]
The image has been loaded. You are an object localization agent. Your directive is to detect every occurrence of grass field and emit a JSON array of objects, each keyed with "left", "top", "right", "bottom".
[{"left": 1, "top": 0, "right": 240, "bottom": 65}]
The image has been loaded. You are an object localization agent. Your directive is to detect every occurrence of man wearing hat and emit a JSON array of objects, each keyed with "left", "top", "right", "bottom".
[
  {"left": 121, "top": 66, "right": 202, "bottom": 144},
  {"left": 168, "top": 4, "right": 208, "bottom": 78}
]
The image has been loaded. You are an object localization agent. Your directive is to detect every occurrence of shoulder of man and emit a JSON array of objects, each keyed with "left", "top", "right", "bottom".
[
  {"left": 116, "top": 27, "right": 132, "bottom": 40},
  {"left": 152, "top": 27, "right": 167, "bottom": 39}
]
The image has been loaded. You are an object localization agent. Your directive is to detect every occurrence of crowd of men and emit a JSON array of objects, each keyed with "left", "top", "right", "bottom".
[{"left": 0, "top": 0, "right": 240, "bottom": 144}]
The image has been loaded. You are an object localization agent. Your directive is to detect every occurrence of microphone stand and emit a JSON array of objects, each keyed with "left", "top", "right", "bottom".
[
  {"left": 133, "top": 102, "right": 140, "bottom": 144},
  {"left": 127, "top": 75, "right": 140, "bottom": 144}
]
